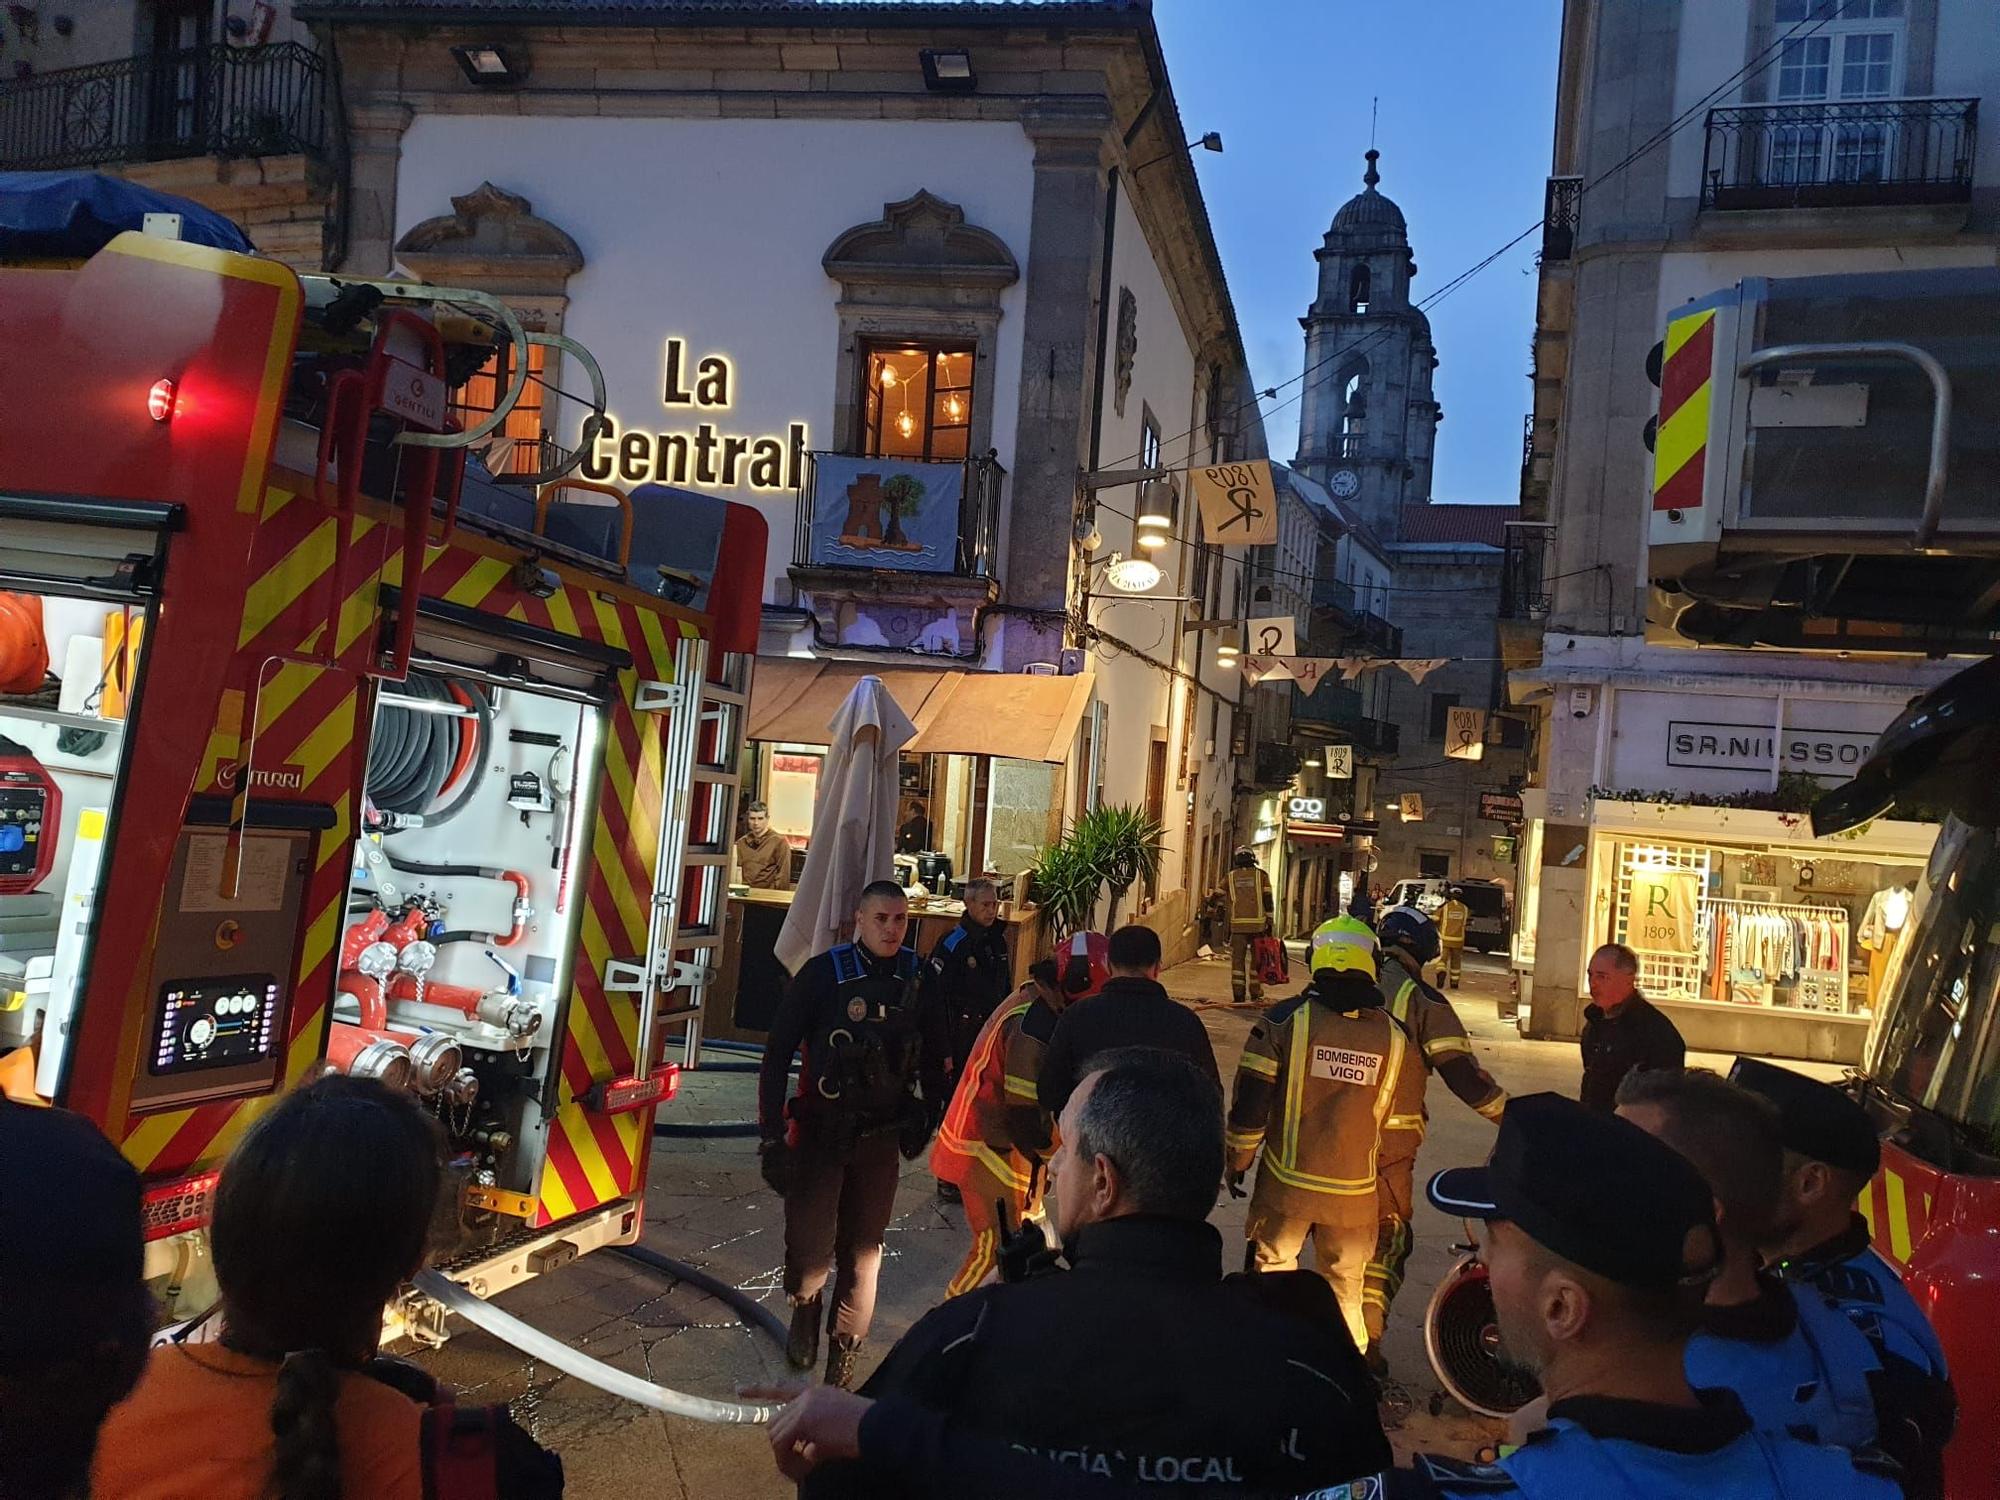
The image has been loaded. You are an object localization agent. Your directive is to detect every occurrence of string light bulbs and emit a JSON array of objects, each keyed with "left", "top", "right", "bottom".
[
  {"left": 880, "top": 364, "right": 899, "bottom": 388},
  {"left": 896, "top": 409, "right": 916, "bottom": 439},
  {"left": 945, "top": 392, "right": 965, "bottom": 422}
]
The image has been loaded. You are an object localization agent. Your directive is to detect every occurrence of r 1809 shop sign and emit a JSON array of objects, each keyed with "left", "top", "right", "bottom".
[{"left": 1666, "top": 720, "right": 1878, "bottom": 774}]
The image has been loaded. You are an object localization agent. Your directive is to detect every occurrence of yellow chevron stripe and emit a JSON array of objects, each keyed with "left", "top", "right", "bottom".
[
  {"left": 298, "top": 900, "right": 339, "bottom": 995},
  {"left": 318, "top": 794, "right": 352, "bottom": 871},
  {"left": 287, "top": 1003, "right": 328, "bottom": 1082},
  {"left": 537, "top": 1138, "right": 579, "bottom": 1223},
  {"left": 122, "top": 1108, "right": 190, "bottom": 1171},
  {"left": 252, "top": 660, "right": 327, "bottom": 738},
  {"left": 545, "top": 586, "right": 582, "bottom": 640},
  {"left": 590, "top": 810, "right": 647, "bottom": 949},
  {"left": 446, "top": 556, "right": 512, "bottom": 609},
  {"left": 1857, "top": 1183, "right": 1877, "bottom": 1237},
  {"left": 1663, "top": 307, "right": 1715, "bottom": 363},
  {"left": 566, "top": 992, "right": 615, "bottom": 1089},
  {"left": 565, "top": 1113, "right": 622, "bottom": 1204},
  {"left": 259, "top": 485, "right": 292, "bottom": 522},
  {"left": 240, "top": 518, "right": 337, "bottom": 649},
  {"left": 590, "top": 593, "right": 629, "bottom": 651},
  {"left": 294, "top": 692, "right": 358, "bottom": 788},
  {"left": 1884, "top": 1170, "right": 1913, "bottom": 1265},
  {"left": 635, "top": 608, "right": 674, "bottom": 680},
  {"left": 1653, "top": 382, "right": 1711, "bottom": 492}
]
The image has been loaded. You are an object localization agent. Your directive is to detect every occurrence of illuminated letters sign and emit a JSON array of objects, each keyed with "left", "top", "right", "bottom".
[{"left": 581, "top": 338, "right": 809, "bottom": 492}]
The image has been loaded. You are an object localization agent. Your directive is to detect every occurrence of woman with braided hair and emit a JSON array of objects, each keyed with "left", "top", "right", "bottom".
[{"left": 93, "top": 1076, "right": 560, "bottom": 1499}]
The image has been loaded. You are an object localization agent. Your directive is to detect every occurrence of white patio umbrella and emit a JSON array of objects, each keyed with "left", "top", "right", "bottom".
[{"left": 773, "top": 674, "right": 917, "bottom": 975}]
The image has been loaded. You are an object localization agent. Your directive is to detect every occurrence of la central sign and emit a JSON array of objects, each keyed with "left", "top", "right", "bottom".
[{"left": 581, "top": 338, "right": 809, "bottom": 492}]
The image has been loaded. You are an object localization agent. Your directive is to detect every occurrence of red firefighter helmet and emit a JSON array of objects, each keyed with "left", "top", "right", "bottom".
[{"left": 1061, "top": 930, "right": 1111, "bottom": 1001}]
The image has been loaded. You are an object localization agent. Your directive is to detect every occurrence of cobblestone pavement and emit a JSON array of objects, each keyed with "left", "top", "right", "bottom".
[{"left": 412, "top": 949, "right": 1826, "bottom": 1496}]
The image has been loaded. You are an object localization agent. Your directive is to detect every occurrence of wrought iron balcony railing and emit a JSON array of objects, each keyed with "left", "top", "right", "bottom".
[
  {"left": 1501, "top": 521, "right": 1555, "bottom": 621},
  {"left": 1311, "top": 574, "right": 1356, "bottom": 618},
  {"left": 792, "top": 450, "right": 1003, "bottom": 579},
  {"left": 1292, "top": 684, "right": 1399, "bottom": 755},
  {"left": 1541, "top": 175, "right": 1581, "bottom": 263},
  {"left": 0, "top": 42, "right": 332, "bottom": 171},
  {"left": 1700, "top": 97, "right": 1976, "bottom": 212}
]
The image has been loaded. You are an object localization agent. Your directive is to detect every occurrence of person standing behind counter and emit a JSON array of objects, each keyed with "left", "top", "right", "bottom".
[{"left": 736, "top": 801, "right": 793, "bottom": 891}]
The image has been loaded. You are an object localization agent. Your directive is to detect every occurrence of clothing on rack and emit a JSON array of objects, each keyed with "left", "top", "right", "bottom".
[{"left": 1696, "top": 897, "right": 1849, "bottom": 1012}]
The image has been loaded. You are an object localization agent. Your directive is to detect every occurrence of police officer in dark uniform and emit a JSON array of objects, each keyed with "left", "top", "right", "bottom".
[
  {"left": 773, "top": 1045, "right": 1389, "bottom": 1497},
  {"left": 925, "top": 879, "right": 1012, "bottom": 1090},
  {"left": 759, "top": 880, "right": 948, "bottom": 1389},
  {"left": 1733, "top": 1055, "right": 1956, "bottom": 1496},
  {"left": 1336, "top": 1093, "right": 1902, "bottom": 1498},
  {"left": 1615, "top": 1067, "right": 1911, "bottom": 1474}
]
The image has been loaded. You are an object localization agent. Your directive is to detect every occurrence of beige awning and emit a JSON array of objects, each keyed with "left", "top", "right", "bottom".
[
  {"left": 909, "top": 670, "right": 1095, "bottom": 764},
  {"left": 748, "top": 658, "right": 1094, "bottom": 765},
  {"left": 746, "top": 659, "right": 958, "bottom": 746}
]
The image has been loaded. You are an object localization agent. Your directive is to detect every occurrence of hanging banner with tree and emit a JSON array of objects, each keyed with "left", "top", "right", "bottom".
[{"left": 805, "top": 455, "right": 964, "bottom": 572}]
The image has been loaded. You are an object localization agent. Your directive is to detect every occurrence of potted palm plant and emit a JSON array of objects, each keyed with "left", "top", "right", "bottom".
[
  {"left": 1075, "top": 804, "right": 1165, "bottom": 928},
  {"left": 1029, "top": 836, "right": 1102, "bottom": 944}
]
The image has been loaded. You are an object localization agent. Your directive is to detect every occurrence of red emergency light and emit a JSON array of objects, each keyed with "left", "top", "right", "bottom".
[
  {"left": 585, "top": 1063, "right": 680, "bottom": 1116},
  {"left": 147, "top": 378, "right": 177, "bottom": 423},
  {"left": 139, "top": 1168, "right": 221, "bottom": 1242}
]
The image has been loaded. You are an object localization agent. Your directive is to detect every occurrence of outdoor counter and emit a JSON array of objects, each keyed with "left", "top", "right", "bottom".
[{"left": 703, "top": 890, "right": 1039, "bottom": 1043}]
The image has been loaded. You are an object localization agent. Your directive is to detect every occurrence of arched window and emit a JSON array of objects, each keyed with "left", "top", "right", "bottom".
[
  {"left": 1348, "top": 262, "right": 1371, "bottom": 315},
  {"left": 1339, "top": 364, "right": 1368, "bottom": 459}
]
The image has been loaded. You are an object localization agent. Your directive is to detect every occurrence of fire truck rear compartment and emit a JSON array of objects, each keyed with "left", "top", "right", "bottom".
[{"left": 341, "top": 648, "right": 605, "bottom": 1253}]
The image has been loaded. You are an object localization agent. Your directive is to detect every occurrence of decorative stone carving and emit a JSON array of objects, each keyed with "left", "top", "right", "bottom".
[
  {"left": 822, "top": 189, "right": 1020, "bottom": 291},
  {"left": 1114, "top": 286, "right": 1138, "bottom": 418},
  {"left": 394, "top": 181, "right": 584, "bottom": 298}
]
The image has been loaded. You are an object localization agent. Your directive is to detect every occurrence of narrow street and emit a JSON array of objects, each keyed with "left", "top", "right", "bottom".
[{"left": 414, "top": 950, "right": 1775, "bottom": 1495}]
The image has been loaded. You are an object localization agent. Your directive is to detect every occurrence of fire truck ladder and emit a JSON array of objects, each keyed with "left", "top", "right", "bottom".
[{"left": 631, "top": 641, "right": 751, "bottom": 1074}]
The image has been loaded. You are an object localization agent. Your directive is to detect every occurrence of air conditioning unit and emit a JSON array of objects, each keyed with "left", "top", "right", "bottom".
[
  {"left": 1058, "top": 647, "right": 1086, "bottom": 675},
  {"left": 1022, "top": 662, "right": 1059, "bottom": 676}
]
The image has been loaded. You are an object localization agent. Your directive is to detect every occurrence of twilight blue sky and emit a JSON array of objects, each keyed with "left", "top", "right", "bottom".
[{"left": 1153, "top": 0, "right": 1564, "bottom": 504}]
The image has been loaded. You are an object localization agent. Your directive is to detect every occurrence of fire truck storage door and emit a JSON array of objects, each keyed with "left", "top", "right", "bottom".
[
  {"left": 353, "top": 605, "right": 623, "bottom": 1200},
  {"left": 131, "top": 809, "right": 324, "bottom": 1111}
]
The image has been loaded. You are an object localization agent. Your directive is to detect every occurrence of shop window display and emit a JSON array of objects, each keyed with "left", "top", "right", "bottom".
[{"left": 1609, "top": 836, "right": 1920, "bottom": 1018}]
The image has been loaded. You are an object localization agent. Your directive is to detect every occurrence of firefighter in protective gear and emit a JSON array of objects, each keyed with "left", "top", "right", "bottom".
[
  {"left": 1227, "top": 914, "right": 1423, "bottom": 1352},
  {"left": 1226, "top": 848, "right": 1274, "bottom": 1005},
  {"left": 1436, "top": 887, "right": 1469, "bottom": 987},
  {"left": 930, "top": 943, "right": 1103, "bottom": 1298},
  {"left": 759, "top": 882, "right": 949, "bottom": 1389},
  {"left": 1370, "top": 906, "right": 1508, "bottom": 1369}
]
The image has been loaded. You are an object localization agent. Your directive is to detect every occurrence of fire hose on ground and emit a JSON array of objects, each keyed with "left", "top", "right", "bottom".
[{"left": 412, "top": 1245, "right": 788, "bottom": 1425}]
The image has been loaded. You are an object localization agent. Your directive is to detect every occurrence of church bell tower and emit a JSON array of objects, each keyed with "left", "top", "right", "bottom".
[{"left": 1295, "top": 150, "right": 1441, "bottom": 541}]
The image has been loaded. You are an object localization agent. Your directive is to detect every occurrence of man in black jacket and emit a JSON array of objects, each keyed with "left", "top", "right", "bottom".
[
  {"left": 758, "top": 881, "right": 950, "bottom": 1388},
  {"left": 765, "top": 1046, "right": 1390, "bottom": 1497},
  {"left": 1037, "top": 924, "right": 1219, "bottom": 1118},
  {"left": 1578, "top": 942, "right": 1684, "bottom": 1113}
]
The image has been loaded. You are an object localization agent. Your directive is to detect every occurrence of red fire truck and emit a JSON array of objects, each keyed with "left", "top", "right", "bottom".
[
  {"left": 1649, "top": 266, "right": 2000, "bottom": 1493},
  {"left": 0, "top": 198, "right": 766, "bottom": 1340}
]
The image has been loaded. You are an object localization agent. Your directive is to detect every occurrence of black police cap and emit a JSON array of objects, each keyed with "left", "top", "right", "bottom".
[
  {"left": 1427, "top": 1092, "right": 1716, "bottom": 1289},
  {"left": 1729, "top": 1056, "right": 1880, "bottom": 1180}
]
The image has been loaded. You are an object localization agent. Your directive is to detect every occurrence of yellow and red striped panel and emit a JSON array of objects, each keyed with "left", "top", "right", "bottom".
[
  {"left": 1652, "top": 307, "right": 1716, "bottom": 515},
  {"left": 124, "top": 479, "right": 701, "bottom": 1232},
  {"left": 1861, "top": 1146, "right": 1938, "bottom": 1273}
]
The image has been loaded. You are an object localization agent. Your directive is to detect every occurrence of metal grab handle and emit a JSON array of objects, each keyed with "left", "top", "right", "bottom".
[
  {"left": 492, "top": 331, "right": 611, "bottom": 488},
  {"left": 535, "top": 478, "right": 634, "bottom": 567},
  {"left": 1737, "top": 340, "right": 1953, "bottom": 551},
  {"left": 299, "top": 279, "right": 531, "bottom": 450}
]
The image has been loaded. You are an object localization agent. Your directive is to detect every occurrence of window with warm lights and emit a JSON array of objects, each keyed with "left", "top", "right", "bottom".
[
  {"left": 860, "top": 341, "right": 975, "bottom": 461},
  {"left": 451, "top": 340, "right": 548, "bottom": 476}
]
